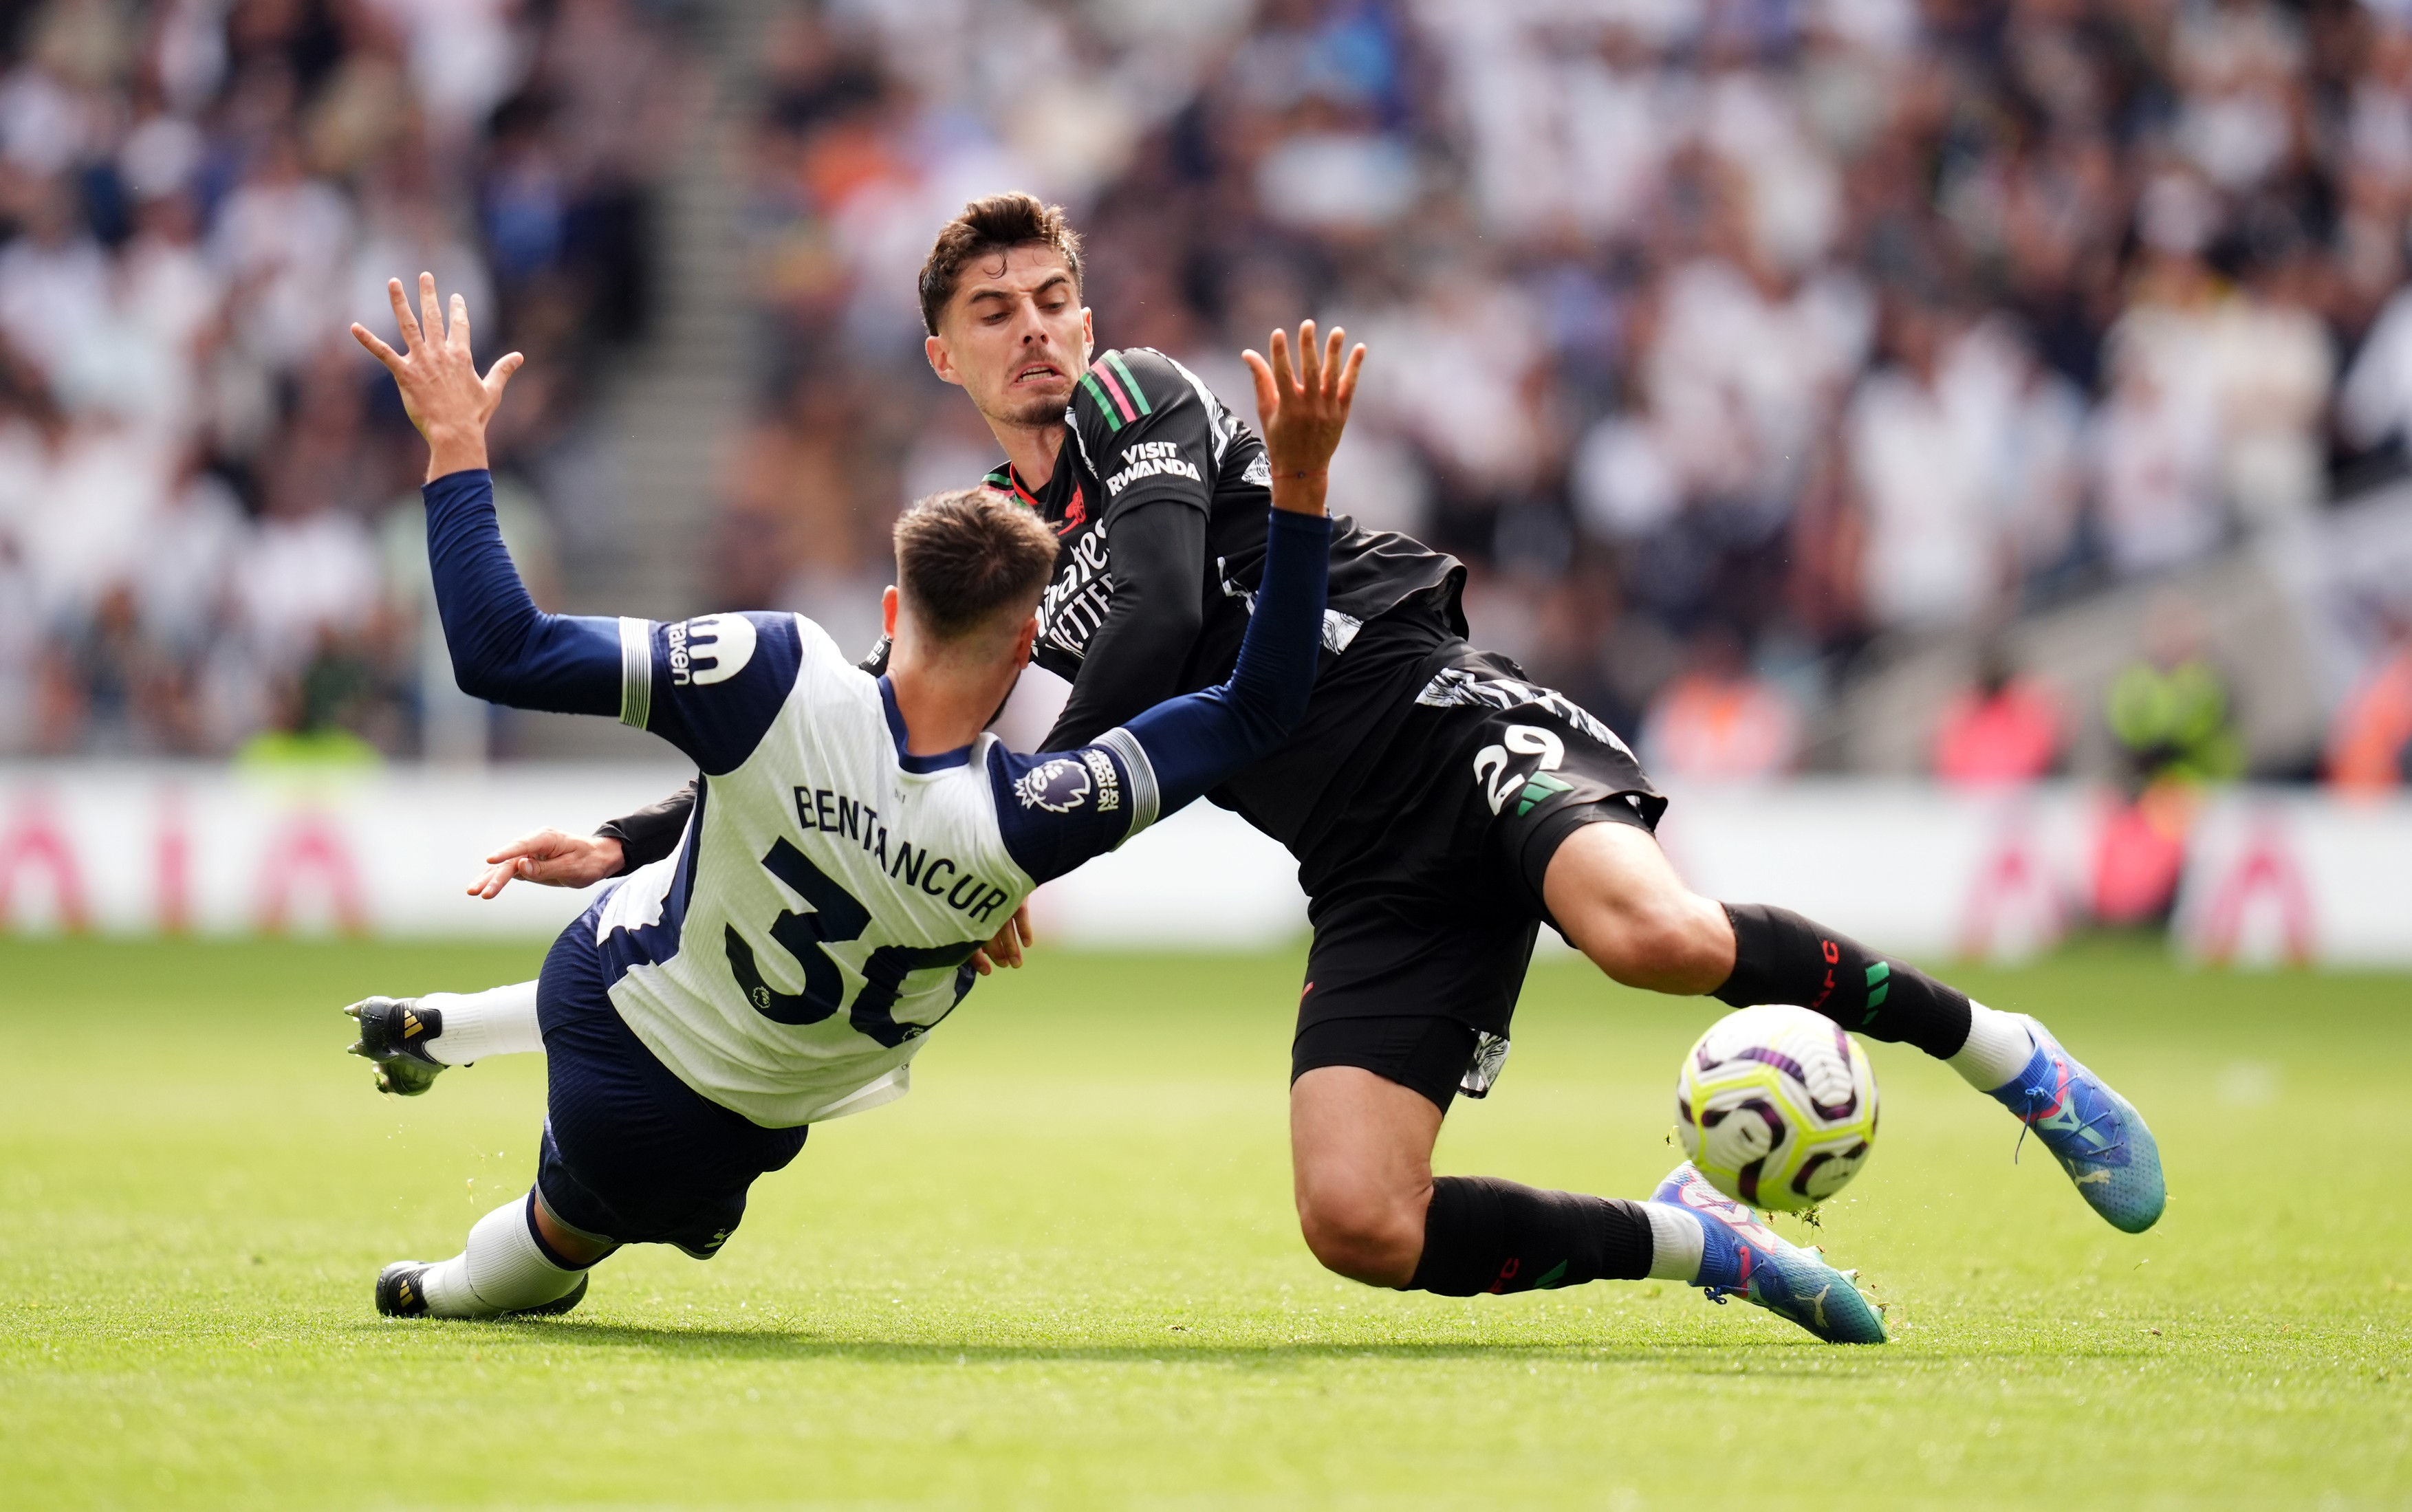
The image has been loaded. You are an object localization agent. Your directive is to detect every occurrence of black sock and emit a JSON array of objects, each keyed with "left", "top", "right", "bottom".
[
  {"left": 1406, "top": 1176, "right": 1654, "bottom": 1296},
  {"left": 1713, "top": 902, "right": 1972, "bottom": 1060}
]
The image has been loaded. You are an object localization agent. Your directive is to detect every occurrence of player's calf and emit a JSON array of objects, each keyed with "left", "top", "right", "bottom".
[
  {"left": 1395, "top": 1166, "right": 1884, "bottom": 1344},
  {"left": 1405, "top": 1174, "right": 1656, "bottom": 1295}
]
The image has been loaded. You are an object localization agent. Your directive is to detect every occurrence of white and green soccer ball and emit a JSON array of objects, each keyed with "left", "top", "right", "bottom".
[{"left": 1675, "top": 1004, "right": 1879, "bottom": 1212}]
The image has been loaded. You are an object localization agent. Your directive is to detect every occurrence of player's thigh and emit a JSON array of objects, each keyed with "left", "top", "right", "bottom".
[
  {"left": 1288, "top": 1061, "right": 1444, "bottom": 1221},
  {"left": 535, "top": 911, "right": 807, "bottom": 1256},
  {"left": 1404, "top": 655, "right": 1706, "bottom": 977},
  {"left": 1541, "top": 820, "right": 1733, "bottom": 992}
]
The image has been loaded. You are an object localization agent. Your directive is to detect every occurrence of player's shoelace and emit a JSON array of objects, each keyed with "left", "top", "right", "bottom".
[
  {"left": 1988, "top": 1020, "right": 2165, "bottom": 1234},
  {"left": 1650, "top": 1163, "right": 1886, "bottom": 1346}
]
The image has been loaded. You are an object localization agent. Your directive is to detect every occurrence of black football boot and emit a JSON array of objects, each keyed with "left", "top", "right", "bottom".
[{"left": 343, "top": 996, "right": 448, "bottom": 1096}]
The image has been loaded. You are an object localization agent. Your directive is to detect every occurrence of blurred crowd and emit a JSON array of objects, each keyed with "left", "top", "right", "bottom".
[
  {"left": 0, "top": 0, "right": 691, "bottom": 758},
  {"left": 729, "top": 0, "right": 2412, "bottom": 789},
  {"left": 11, "top": 0, "right": 2412, "bottom": 792}
]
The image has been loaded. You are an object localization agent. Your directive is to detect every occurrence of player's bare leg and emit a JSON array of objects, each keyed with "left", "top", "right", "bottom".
[
  {"left": 1290, "top": 1066, "right": 1439, "bottom": 1286},
  {"left": 1541, "top": 821, "right": 2165, "bottom": 1233},
  {"left": 1532, "top": 822, "right": 1732, "bottom": 994}
]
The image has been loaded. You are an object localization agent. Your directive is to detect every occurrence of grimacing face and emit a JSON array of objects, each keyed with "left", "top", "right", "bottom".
[{"left": 924, "top": 243, "right": 1094, "bottom": 430}]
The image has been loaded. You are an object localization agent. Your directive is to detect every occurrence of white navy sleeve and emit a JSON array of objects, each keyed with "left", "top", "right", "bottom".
[
  {"left": 985, "top": 732, "right": 1162, "bottom": 885},
  {"left": 618, "top": 611, "right": 805, "bottom": 776}
]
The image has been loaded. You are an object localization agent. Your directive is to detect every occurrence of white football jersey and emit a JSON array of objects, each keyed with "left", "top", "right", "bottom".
[{"left": 589, "top": 611, "right": 1160, "bottom": 1127}]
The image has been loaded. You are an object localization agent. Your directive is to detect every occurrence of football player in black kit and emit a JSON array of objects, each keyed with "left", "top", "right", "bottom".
[{"left": 472, "top": 194, "right": 2164, "bottom": 1344}]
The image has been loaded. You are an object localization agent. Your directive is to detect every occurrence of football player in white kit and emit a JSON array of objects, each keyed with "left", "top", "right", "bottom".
[{"left": 345, "top": 274, "right": 1358, "bottom": 1319}]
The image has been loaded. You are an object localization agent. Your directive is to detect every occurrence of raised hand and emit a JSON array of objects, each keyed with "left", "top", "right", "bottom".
[
  {"left": 1241, "top": 320, "right": 1366, "bottom": 517},
  {"left": 466, "top": 829, "right": 624, "bottom": 899},
  {"left": 350, "top": 272, "right": 523, "bottom": 481}
]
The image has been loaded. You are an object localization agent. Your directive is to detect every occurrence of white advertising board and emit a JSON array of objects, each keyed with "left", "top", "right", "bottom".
[{"left": 0, "top": 766, "right": 2406, "bottom": 967}]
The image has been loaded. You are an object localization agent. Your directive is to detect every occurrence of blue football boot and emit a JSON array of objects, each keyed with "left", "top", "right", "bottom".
[
  {"left": 1989, "top": 1016, "right": 2165, "bottom": 1234},
  {"left": 1651, "top": 1163, "right": 1887, "bottom": 1345}
]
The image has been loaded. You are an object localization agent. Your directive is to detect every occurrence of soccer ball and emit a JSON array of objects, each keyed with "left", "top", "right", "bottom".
[{"left": 1675, "top": 1004, "right": 1878, "bottom": 1212}]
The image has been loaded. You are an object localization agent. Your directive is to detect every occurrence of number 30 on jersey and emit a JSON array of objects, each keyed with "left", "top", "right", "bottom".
[{"left": 724, "top": 839, "right": 982, "bottom": 1049}]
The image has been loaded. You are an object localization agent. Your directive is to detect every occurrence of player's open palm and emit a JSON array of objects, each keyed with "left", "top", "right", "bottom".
[
  {"left": 350, "top": 272, "right": 522, "bottom": 476},
  {"left": 1244, "top": 320, "right": 1365, "bottom": 516}
]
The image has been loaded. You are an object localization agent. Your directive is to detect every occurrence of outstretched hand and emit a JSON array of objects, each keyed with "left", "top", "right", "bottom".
[
  {"left": 350, "top": 272, "right": 523, "bottom": 481},
  {"left": 466, "top": 829, "right": 624, "bottom": 899},
  {"left": 1242, "top": 320, "right": 1365, "bottom": 517}
]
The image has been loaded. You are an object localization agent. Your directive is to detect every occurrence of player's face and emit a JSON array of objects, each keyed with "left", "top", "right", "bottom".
[{"left": 926, "top": 245, "right": 1092, "bottom": 430}]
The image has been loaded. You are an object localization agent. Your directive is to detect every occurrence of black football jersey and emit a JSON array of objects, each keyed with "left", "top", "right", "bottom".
[{"left": 984, "top": 346, "right": 1464, "bottom": 712}]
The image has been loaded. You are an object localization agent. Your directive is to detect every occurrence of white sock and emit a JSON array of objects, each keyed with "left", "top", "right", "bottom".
[
  {"left": 418, "top": 981, "right": 543, "bottom": 1065},
  {"left": 1949, "top": 1002, "right": 2036, "bottom": 1092},
  {"left": 417, "top": 1194, "right": 587, "bottom": 1319},
  {"left": 1642, "top": 1201, "right": 1706, "bottom": 1283}
]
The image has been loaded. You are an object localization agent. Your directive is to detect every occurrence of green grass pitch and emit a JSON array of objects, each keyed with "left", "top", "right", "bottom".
[{"left": 2, "top": 935, "right": 2408, "bottom": 1510}]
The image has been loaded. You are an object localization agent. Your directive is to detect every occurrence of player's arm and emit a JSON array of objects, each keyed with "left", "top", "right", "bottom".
[
  {"left": 562, "top": 614, "right": 891, "bottom": 880},
  {"left": 474, "top": 615, "right": 889, "bottom": 900},
  {"left": 418, "top": 466, "right": 627, "bottom": 714},
  {"left": 463, "top": 774, "right": 699, "bottom": 899},
  {"left": 358, "top": 276, "right": 797, "bottom": 776},
  {"left": 1039, "top": 501, "right": 1204, "bottom": 749},
  {"left": 999, "top": 325, "right": 1360, "bottom": 883},
  {"left": 596, "top": 780, "right": 697, "bottom": 873},
  {"left": 355, "top": 274, "right": 623, "bottom": 714},
  {"left": 1036, "top": 348, "right": 1232, "bottom": 750},
  {"left": 1122, "top": 326, "right": 1353, "bottom": 809}
]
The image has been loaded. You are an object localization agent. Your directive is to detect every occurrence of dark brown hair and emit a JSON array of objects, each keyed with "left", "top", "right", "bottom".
[
  {"left": 917, "top": 192, "right": 1084, "bottom": 336},
  {"left": 893, "top": 487, "right": 1061, "bottom": 639}
]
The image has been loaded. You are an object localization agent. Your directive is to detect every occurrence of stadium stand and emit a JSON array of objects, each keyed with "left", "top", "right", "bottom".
[
  {"left": 0, "top": 0, "right": 697, "bottom": 760},
  {"left": 14, "top": 0, "right": 2412, "bottom": 787},
  {"left": 723, "top": 0, "right": 2412, "bottom": 786}
]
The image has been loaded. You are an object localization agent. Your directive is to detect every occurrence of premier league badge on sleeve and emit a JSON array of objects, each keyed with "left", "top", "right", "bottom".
[{"left": 1013, "top": 758, "right": 1092, "bottom": 813}]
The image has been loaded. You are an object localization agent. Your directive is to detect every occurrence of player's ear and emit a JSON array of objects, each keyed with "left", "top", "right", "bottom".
[
  {"left": 1012, "top": 614, "right": 1039, "bottom": 668},
  {"left": 881, "top": 585, "right": 900, "bottom": 638},
  {"left": 925, "top": 333, "right": 961, "bottom": 388},
  {"left": 1078, "top": 307, "right": 1093, "bottom": 362}
]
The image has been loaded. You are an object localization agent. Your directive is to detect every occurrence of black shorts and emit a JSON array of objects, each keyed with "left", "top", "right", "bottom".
[
  {"left": 533, "top": 905, "right": 808, "bottom": 1258},
  {"left": 1286, "top": 637, "right": 1662, "bottom": 1109},
  {"left": 1292, "top": 1014, "right": 1484, "bottom": 1112}
]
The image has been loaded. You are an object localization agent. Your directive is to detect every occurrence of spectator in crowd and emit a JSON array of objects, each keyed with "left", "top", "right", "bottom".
[
  {"left": 19, "top": 0, "right": 2412, "bottom": 770},
  {"left": 2105, "top": 593, "right": 2246, "bottom": 789},
  {"left": 716, "top": 0, "right": 2412, "bottom": 779},
  {"left": 0, "top": 0, "right": 691, "bottom": 758},
  {"left": 2093, "top": 596, "right": 2243, "bottom": 929},
  {"left": 2326, "top": 615, "right": 2412, "bottom": 791},
  {"left": 1641, "top": 624, "right": 1801, "bottom": 782},
  {"left": 1934, "top": 651, "right": 2065, "bottom": 785}
]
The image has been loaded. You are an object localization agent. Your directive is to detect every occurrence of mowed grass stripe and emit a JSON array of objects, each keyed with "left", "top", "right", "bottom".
[{"left": 0, "top": 936, "right": 2406, "bottom": 1509}]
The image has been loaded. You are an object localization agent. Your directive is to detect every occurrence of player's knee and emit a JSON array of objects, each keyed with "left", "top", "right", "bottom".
[{"left": 1295, "top": 1178, "right": 1424, "bottom": 1286}]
